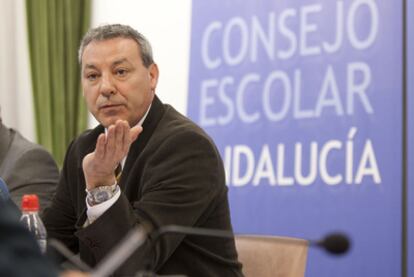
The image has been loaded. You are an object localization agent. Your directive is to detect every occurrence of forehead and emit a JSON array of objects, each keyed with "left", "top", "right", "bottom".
[{"left": 81, "top": 37, "right": 142, "bottom": 66}]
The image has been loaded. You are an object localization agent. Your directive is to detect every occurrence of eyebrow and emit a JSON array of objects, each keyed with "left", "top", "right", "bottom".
[
  {"left": 83, "top": 58, "right": 131, "bottom": 71},
  {"left": 83, "top": 64, "right": 98, "bottom": 71},
  {"left": 112, "top": 58, "right": 129, "bottom": 66}
]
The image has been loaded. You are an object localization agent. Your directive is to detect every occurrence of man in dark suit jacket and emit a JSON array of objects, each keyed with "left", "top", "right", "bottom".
[
  {"left": 0, "top": 117, "right": 59, "bottom": 212},
  {"left": 43, "top": 24, "right": 242, "bottom": 276}
]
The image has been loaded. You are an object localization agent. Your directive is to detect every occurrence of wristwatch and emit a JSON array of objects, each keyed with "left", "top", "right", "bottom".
[{"left": 86, "top": 184, "right": 119, "bottom": 206}]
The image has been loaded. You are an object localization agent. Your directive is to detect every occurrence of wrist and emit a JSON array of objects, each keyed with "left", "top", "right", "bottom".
[{"left": 85, "top": 175, "right": 116, "bottom": 190}]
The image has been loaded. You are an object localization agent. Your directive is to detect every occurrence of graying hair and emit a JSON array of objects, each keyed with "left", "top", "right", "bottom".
[{"left": 78, "top": 24, "right": 154, "bottom": 67}]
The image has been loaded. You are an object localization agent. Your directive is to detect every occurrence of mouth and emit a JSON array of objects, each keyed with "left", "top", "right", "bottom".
[{"left": 99, "top": 103, "right": 123, "bottom": 110}]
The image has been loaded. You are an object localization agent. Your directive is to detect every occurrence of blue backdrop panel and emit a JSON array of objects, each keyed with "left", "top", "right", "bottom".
[
  {"left": 407, "top": 0, "right": 414, "bottom": 275},
  {"left": 188, "top": 1, "right": 403, "bottom": 276}
]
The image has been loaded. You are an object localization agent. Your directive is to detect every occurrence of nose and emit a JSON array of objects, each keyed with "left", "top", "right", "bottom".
[{"left": 99, "top": 73, "right": 116, "bottom": 98}]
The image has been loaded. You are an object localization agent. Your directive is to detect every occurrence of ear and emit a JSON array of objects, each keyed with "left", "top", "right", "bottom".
[{"left": 148, "top": 63, "right": 159, "bottom": 91}]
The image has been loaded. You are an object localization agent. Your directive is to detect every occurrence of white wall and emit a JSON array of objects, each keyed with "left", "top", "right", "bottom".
[
  {"left": 0, "top": 0, "right": 35, "bottom": 141},
  {"left": 89, "top": 0, "right": 192, "bottom": 127},
  {"left": 0, "top": 0, "right": 192, "bottom": 137}
]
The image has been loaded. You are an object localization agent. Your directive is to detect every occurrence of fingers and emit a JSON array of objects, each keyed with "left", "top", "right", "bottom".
[
  {"left": 120, "top": 120, "right": 131, "bottom": 153},
  {"left": 104, "top": 121, "right": 123, "bottom": 161},
  {"left": 105, "top": 124, "right": 116, "bottom": 157},
  {"left": 96, "top": 120, "right": 143, "bottom": 168},
  {"left": 130, "top": 125, "right": 143, "bottom": 142},
  {"left": 115, "top": 121, "right": 125, "bottom": 154},
  {"left": 95, "top": 133, "right": 106, "bottom": 160},
  {"left": 105, "top": 120, "right": 139, "bottom": 159},
  {"left": 117, "top": 122, "right": 142, "bottom": 154},
  {"left": 84, "top": 120, "right": 140, "bottom": 189}
]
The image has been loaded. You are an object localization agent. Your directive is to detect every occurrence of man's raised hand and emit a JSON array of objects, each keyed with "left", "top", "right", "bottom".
[{"left": 82, "top": 120, "right": 142, "bottom": 190}]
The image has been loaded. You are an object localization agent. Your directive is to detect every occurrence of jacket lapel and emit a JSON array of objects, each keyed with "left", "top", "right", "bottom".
[{"left": 120, "top": 96, "right": 165, "bottom": 189}]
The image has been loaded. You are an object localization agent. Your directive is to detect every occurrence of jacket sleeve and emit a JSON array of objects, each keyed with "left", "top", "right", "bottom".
[
  {"left": 7, "top": 146, "right": 59, "bottom": 213},
  {"left": 75, "top": 130, "right": 226, "bottom": 275},
  {"left": 42, "top": 140, "right": 80, "bottom": 255}
]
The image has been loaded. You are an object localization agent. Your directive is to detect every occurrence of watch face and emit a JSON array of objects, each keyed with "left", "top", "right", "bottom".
[
  {"left": 87, "top": 185, "right": 118, "bottom": 206},
  {"left": 95, "top": 190, "right": 111, "bottom": 203}
]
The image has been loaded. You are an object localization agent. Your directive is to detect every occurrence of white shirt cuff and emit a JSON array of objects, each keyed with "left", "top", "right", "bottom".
[{"left": 86, "top": 187, "right": 121, "bottom": 224}]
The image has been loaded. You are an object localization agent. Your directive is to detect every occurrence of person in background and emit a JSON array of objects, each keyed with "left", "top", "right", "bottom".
[
  {"left": 0, "top": 193, "right": 89, "bottom": 277},
  {"left": 43, "top": 24, "right": 242, "bottom": 276},
  {"left": 0, "top": 109, "right": 59, "bottom": 212}
]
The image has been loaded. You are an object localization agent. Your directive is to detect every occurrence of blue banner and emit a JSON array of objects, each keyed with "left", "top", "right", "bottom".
[
  {"left": 188, "top": 1, "right": 403, "bottom": 276},
  {"left": 407, "top": 0, "right": 414, "bottom": 276}
]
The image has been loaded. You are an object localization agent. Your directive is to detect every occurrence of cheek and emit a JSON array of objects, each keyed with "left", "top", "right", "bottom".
[{"left": 83, "top": 91, "right": 98, "bottom": 109}]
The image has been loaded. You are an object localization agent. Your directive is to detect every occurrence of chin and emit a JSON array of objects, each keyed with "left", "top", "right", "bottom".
[{"left": 100, "top": 118, "right": 121, "bottom": 128}]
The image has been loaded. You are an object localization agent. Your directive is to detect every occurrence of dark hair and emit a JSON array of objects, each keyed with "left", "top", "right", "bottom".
[{"left": 78, "top": 24, "right": 154, "bottom": 67}]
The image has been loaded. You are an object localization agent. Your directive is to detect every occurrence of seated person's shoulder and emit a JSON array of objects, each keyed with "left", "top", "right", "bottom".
[
  {"left": 7, "top": 130, "right": 57, "bottom": 171},
  {"left": 11, "top": 131, "right": 50, "bottom": 156}
]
